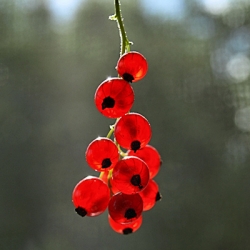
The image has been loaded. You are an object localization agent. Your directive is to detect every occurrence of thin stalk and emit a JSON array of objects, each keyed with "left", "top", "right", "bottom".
[
  {"left": 110, "top": 0, "right": 131, "bottom": 56},
  {"left": 106, "top": 125, "right": 115, "bottom": 138},
  {"left": 99, "top": 0, "right": 130, "bottom": 180}
]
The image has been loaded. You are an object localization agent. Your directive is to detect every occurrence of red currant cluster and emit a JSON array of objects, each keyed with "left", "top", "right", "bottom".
[{"left": 72, "top": 51, "right": 162, "bottom": 235}]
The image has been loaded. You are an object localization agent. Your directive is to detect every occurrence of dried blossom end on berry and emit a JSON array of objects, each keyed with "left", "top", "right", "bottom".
[
  {"left": 102, "top": 158, "right": 112, "bottom": 169},
  {"left": 131, "top": 174, "right": 143, "bottom": 189},
  {"left": 123, "top": 228, "right": 133, "bottom": 235},
  {"left": 102, "top": 96, "right": 115, "bottom": 110},
  {"left": 131, "top": 140, "right": 141, "bottom": 152},
  {"left": 123, "top": 73, "right": 134, "bottom": 83},
  {"left": 75, "top": 207, "right": 87, "bottom": 217},
  {"left": 156, "top": 192, "right": 162, "bottom": 202},
  {"left": 125, "top": 208, "right": 137, "bottom": 219}
]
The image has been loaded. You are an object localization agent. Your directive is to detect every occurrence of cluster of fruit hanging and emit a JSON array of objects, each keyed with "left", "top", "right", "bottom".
[{"left": 72, "top": 51, "right": 162, "bottom": 235}]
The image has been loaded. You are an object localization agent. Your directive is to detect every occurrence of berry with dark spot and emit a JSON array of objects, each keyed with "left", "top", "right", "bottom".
[
  {"left": 72, "top": 176, "right": 110, "bottom": 217},
  {"left": 95, "top": 78, "right": 134, "bottom": 118},
  {"left": 116, "top": 51, "right": 148, "bottom": 82},
  {"left": 108, "top": 192, "right": 143, "bottom": 224},
  {"left": 114, "top": 112, "right": 152, "bottom": 151},
  {"left": 139, "top": 179, "right": 162, "bottom": 211},
  {"left": 112, "top": 156, "right": 149, "bottom": 194},
  {"left": 85, "top": 137, "right": 119, "bottom": 172},
  {"left": 130, "top": 140, "right": 141, "bottom": 152},
  {"left": 108, "top": 214, "right": 143, "bottom": 235}
]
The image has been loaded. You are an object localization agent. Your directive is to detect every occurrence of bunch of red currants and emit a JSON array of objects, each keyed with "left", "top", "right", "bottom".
[{"left": 72, "top": 51, "right": 162, "bottom": 235}]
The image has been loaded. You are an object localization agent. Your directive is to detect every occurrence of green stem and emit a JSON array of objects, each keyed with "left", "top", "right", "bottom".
[
  {"left": 117, "top": 144, "right": 127, "bottom": 158},
  {"left": 100, "top": 0, "right": 129, "bottom": 180},
  {"left": 110, "top": 0, "right": 131, "bottom": 56},
  {"left": 106, "top": 125, "right": 114, "bottom": 138}
]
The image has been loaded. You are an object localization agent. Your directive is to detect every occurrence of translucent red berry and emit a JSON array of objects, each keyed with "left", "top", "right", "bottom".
[
  {"left": 139, "top": 179, "right": 162, "bottom": 211},
  {"left": 108, "top": 192, "right": 143, "bottom": 224},
  {"left": 85, "top": 137, "right": 119, "bottom": 172},
  {"left": 72, "top": 176, "right": 110, "bottom": 217},
  {"left": 112, "top": 156, "right": 150, "bottom": 194},
  {"left": 127, "top": 145, "right": 161, "bottom": 178},
  {"left": 108, "top": 214, "right": 143, "bottom": 235},
  {"left": 94, "top": 78, "right": 134, "bottom": 118},
  {"left": 116, "top": 51, "right": 148, "bottom": 82},
  {"left": 114, "top": 112, "right": 152, "bottom": 152}
]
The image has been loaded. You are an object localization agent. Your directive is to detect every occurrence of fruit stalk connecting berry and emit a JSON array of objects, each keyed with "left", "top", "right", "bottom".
[{"left": 72, "top": 0, "right": 162, "bottom": 235}]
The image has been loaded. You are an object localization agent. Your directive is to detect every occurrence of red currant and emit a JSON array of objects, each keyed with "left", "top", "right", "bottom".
[
  {"left": 108, "top": 214, "right": 143, "bottom": 235},
  {"left": 116, "top": 51, "right": 148, "bottom": 82},
  {"left": 127, "top": 145, "right": 161, "bottom": 178},
  {"left": 108, "top": 192, "right": 143, "bottom": 224},
  {"left": 85, "top": 137, "right": 119, "bottom": 171},
  {"left": 72, "top": 176, "right": 110, "bottom": 217},
  {"left": 94, "top": 78, "right": 134, "bottom": 118},
  {"left": 139, "top": 179, "right": 162, "bottom": 211},
  {"left": 112, "top": 156, "right": 149, "bottom": 194},
  {"left": 114, "top": 112, "right": 152, "bottom": 152}
]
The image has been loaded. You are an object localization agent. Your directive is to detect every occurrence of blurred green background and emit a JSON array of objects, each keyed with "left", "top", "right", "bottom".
[{"left": 1, "top": 0, "right": 250, "bottom": 249}]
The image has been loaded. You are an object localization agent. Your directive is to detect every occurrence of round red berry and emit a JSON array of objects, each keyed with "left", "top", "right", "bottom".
[
  {"left": 95, "top": 78, "right": 134, "bottom": 118},
  {"left": 139, "top": 179, "right": 162, "bottom": 211},
  {"left": 72, "top": 176, "right": 110, "bottom": 217},
  {"left": 112, "top": 156, "right": 150, "bottom": 194},
  {"left": 108, "top": 214, "right": 143, "bottom": 235},
  {"left": 116, "top": 51, "right": 148, "bottom": 82},
  {"left": 114, "top": 112, "right": 152, "bottom": 152},
  {"left": 108, "top": 192, "right": 143, "bottom": 224},
  {"left": 85, "top": 137, "right": 119, "bottom": 172},
  {"left": 127, "top": 145, "right": 161, "bottom": 178}
]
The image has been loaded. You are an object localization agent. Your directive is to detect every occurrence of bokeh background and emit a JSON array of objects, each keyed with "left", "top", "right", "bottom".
[{"left": 1, "top": 0, "right": 250, "bottom": 249}]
